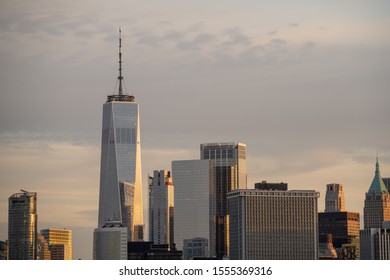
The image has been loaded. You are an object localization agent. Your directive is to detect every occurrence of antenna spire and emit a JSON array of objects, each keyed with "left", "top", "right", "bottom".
[
  {"left": 106, "top": 27, "right": 135, "bottom": 103},
  {"left": 118, "top": 27, "right": 123, "bottom": 95}
]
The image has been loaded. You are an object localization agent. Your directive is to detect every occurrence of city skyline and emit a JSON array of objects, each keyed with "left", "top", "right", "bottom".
[{"left": 0, "top": 0, "right": 389, "bottom": 260}]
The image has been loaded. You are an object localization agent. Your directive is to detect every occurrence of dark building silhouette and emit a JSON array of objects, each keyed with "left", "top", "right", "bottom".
[
  {"left": 318, "top": 211, "right": 360, "bottom": 259},
  {"left": 254, "top": 181, "right": 288, "bottom": 191},
  {"left": 127, "top": 242, "right": 182, "bottom": 260}
]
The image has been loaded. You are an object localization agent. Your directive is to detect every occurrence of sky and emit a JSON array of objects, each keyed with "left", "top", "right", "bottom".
[{"left": 0, "top": 0, "right": 389, "bottom": 260}]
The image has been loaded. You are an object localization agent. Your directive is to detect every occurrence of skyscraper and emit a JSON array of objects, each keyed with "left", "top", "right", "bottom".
[
  {"left": 8, "top": 190, "right": 38, "bottom": 260},
  {"left": 97, "top": 28, "right": 143, "bottom": 241},
  {"left": 149, "top": 170, "right": 174, "bottom": 249},
  {"left": 172, "top": 159, "right": 216, "bottom": 258},
  {"left": 227, "top": 188, "right": 319, "bottom": 260},
  {"left": 319, "top": 183, "right": 360, "bottom": 259},
  {"left": 40, "top": 228, "right": 72, "bottom": 260},
  {"left": 364, "top": 158, "right": 390, "bottom": 229},
  {"left": 325, "top": 183, "right": 346, "bottom": 212},
  {"left": 200, "top": 142, "right": 247, "bottom": 259}
]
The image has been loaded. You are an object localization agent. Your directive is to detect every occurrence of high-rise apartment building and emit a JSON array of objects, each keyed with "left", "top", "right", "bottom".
[
  {"left": 40, "top": 228, "right": 72, "bottom": 260},
  {"left": 172, "top": 159, "right": 216, "bottom": 258},
  {"left": 97, "top": 29, "right": 143, "bottom": 243},
  {"left": 8, "top": 191, "right": 38, "bottom": 260},
  {"left": 325, "top": 183, "right": 346, "bottom": 212},
  {"left": 200, "top": 142, "right": 247, "bottom": 259},
  {"left": 149, "top": 170, "right": 174, "bottom": 249},
  {"left": 227, "top": 188, "right": 319, "bottom": 260},
  {"left": 364, "top": 158, "right": 390, "bottom": 229}
]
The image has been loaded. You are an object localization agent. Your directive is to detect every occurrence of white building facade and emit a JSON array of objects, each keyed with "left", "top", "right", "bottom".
[{"left": 149, "top": 170, "right": 174, "bottom": 248}]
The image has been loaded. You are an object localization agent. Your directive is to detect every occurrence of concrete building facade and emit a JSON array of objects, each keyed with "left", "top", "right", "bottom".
[{"left": 227, "top": 188, "right": 319, "bottom": 260}]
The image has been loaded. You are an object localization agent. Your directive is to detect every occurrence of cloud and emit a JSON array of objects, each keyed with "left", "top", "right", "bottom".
[
  {"left": 176, "top": 33, "right": 217, "bottom": 51},
  {"left": 0, "top": 138, "right": 99, "bottom": 227},
  {"left": 136, "top": 32, "right": 164, "bottom": 47},
  {"left": 222, "top": 28, "right": 251, "bottom": 46},
  {"left": 164, "top": 30, "right": 185, "bottom": 41},
  {"left": 267, "top": 30, "right": 278, "bottom": 36},
  {"left": 269, "top": 38, "right": 288, "bottom": 45}
]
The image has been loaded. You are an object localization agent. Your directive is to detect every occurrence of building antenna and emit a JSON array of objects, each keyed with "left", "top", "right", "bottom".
[{"left": 118, "top": 27, "right": 123, "bottom": 96}]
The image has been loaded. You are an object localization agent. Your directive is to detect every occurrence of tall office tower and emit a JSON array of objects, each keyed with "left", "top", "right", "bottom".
[
  {"left": 227, "top": 188, "right": 319, "bottom": 260},
  {"left": 93, "top": 221, "right": 128, "bottom": 260},
  {"left": 364, "top": 158, "right": 390, "bottom": 229},
  {"left": 172, "top": 159, "right": 216, "bottom": 258},
  {"left": 149, "top": 170, "right": 174, "bottom": 249},
  {"left": 325, "top": 183, "right": 346, "bottom": 212},
  {"left": 200, "top": 142, "right": 247, "bottom": 259},
  {"left": 40, "top": 228, "right": 72, "bottom": 260},
  {"left": 8, "top": 191, "right": 38, "bottom": 260},
  {"left": 97, "top": 28, "right": 143, "bottom": 241},
  {"left": 360, "top": 221, "right": 390, "bottom": 260}
]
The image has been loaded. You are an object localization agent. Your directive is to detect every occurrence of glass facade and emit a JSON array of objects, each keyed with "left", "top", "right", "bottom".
[
  {"left": 98, "top": 101, "right": 143, "bottom": 240},
  {"left": 8, "top": 192, "right": 37, "bottom": 260},
  {"left": 200, "top": 142, "right": 247, "bottom": 259},
  {"left": 40, "top": 228, "right": 72, "bottom": 260},
  {"left": 93, "top": 222, "right": 128, "bottom": 260},
  {"left": 172, "top": 160, "right": 216, "bottom": 258},
  {"left": 318, "top": 211, "right": 360, "bottom": 259}
]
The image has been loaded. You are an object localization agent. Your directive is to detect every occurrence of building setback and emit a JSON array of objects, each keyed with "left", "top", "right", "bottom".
[
  {"left": 227, "top": 188, "right": 319, "bottom": 260},
  {"left": 8, "top": 191, "right": 38, "bottom": 260},
  {"left": 149, "top": 170, "right": 174, "bottom": 249},
  {"left": 325, "top": 183, "right": 346, "bottom": 212},
  {"left": 40, "top": 228, "right": 72, "bottom": 260}
]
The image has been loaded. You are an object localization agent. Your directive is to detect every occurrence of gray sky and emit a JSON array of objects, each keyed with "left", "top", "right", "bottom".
[{"left": 0, "top": 0, "right": 389, "bottom": 259}]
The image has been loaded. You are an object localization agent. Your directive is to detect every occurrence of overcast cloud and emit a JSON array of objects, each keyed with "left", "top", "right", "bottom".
[{"left": 0, "top": 0, "right": 389, "bottom": 259}]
